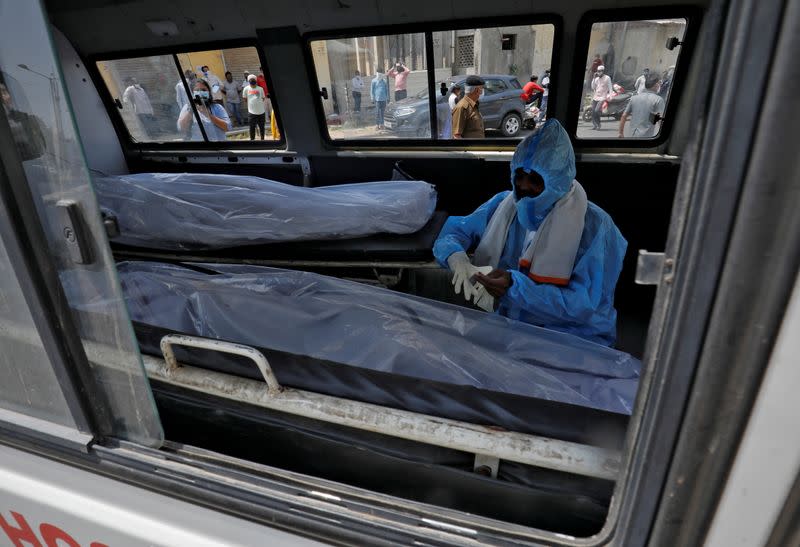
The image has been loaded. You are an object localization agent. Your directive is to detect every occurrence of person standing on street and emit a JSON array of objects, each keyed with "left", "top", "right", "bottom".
[
  {"left": 587, "top": 54, "right": 603, "bottom": 91},
  {"left": 123, "top": 77, "right": 157, "bottom": 136},
  {"left": 538, "top": 69, "right": 551, "bottom": 122},
  {"left": 243, "top": 74, "right": 266, "bottom": 140},
  {"left": 351, "top": 70, "right": 364, "bottom": 113},
  {"left": 370, "top": 68, "right": 389, "bottom": 130},
  {"left": 175, "top": 70, "right": 196, "bottom": 111},
  {"left": 451, "top": 75, "right": 485, "bottom": 139},
  {"left": 199, "top": 65, "right": 224, "bottom": 103},
  {"left": 222, "top": 71, "right": 243, "bottom": 126},
  {"left": 618, "top": 74, "right": 665, "bottom": 138},
  {"left": 448, "top": 84, "right": 462, "bottom": 112},
  {"left": 590, "top": 65, "right": 612, "bottom": 130},
  {"left": 387, "top": 62, "right": 409, "bottom": 101},
  {"left": 177, "top": 78, "right": 231, "bottom": 141},
  {"left": 634, "top": 68, "right": 650, "bottom": 94}
]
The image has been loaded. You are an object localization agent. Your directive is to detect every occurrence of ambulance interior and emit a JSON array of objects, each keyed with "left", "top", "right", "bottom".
[{"left": 6, "top": 0, "right": 712, "bottom": 537}]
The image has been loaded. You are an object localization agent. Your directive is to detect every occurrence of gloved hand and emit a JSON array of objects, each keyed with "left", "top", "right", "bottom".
[
  {"left": 447, "top": 252, "right": 492, "bottom": 301},
  {"left": 472, "top": 285, "right": 495, "bottom": 312}
]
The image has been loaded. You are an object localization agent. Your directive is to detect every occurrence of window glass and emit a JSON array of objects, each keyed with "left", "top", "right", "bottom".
[
  {"left": 1, "top": 0, "right": 162, "bottom": 444},
  {"left": 310, "top": 33, "right": 430, "bottom": 140},
  {"left": 431, "top": 24, "right": 554, "bottom": 140},
  {"left": 97, "top": 54, "right": 191, "bottom": 142},
  {"left": 0, "top": 235, "right": 76, "bottom": 428},
  {"left": 97, "top": 46, "right": 278, "bottom": 143},
  {"left": 578, "top": 18, "right": 687, "bottom": 139}
]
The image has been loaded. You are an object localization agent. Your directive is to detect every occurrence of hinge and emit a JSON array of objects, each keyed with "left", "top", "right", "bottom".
[{"left": 636, "top": 250, "right": 674, "bottom": 286}]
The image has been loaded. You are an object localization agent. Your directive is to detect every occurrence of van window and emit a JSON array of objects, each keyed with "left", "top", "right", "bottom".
[
  {"left": 96, "top": 46, "right": 280, "bottom": 144},
  {"left": 310, "top": 24, "right": 555, "bottom": 142},
  {"left": 432, "top": 24, "right": 554, "bottom": 140},
  {"left": 578, "top": 18, "right": 687, "bottom": 139},
  {"left": 310, "top": 33, "right": 431, "bottom": 140}
]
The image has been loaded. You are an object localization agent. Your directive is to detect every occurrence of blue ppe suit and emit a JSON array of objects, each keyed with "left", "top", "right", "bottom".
[{"left": 433, "top": 120, "right": 627, "bottom": 346}]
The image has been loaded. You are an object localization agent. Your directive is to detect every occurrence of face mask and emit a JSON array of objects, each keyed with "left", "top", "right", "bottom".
[
  {"left": 249, "top": 81, "right": 257, "bottom": 87},
  {"left": 202, "top": 68, "right": 208, "bottom": 74},
  {"left": 514, "top": 177, "right": 563, "bottom": 230},
  {"left": 194, "top": 90, "right": 210, "bottom": 100}
]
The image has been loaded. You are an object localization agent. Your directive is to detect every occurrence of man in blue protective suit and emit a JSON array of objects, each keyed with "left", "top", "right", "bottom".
[{"left": 433, "top": 119, "right": 627, "bottom": 346}]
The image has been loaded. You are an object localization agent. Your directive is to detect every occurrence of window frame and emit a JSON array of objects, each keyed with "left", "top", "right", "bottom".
[
  {"left": 567, "top": 7, "right": 702, "bottom": 148},
  {"left": 87, "top": 38, "right": 286, "bottom": 151},
  {"left": 301, "top": 14, "right": 562, "bottom": 148}
]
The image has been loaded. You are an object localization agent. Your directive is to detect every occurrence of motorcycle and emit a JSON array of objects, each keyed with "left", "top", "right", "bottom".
[
  {"left": 522, "top": 102, "right": 540, "bottom": 130},
  {"left": 582, "top": 83, "right": 632, "bottom": 122}
]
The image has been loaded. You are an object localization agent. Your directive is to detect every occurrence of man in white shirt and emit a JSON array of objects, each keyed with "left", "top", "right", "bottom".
[
  {"left": 590, "top": 65, "right": 612, "bottom": 130},
  {"left": 448, "top": 84, "right": 462, "bottom": 112},
  {"left": 122, "top": 78, "right": 157, "bottom": 136},
  {"left": 634, "top": 68, "right": 650, "bottom": 94},
  {"left": 199, "top": 65, "right": 224, "bottom": 103},
  {"left": 350, "top": 70, "right": 364, "bottom": 113},
  {"left": 175, "top": 70, "right": 196, "bottom": 111},
  {"left": 538, "top": 69, "right": 550, "bottom": 122},
  {"left": 242, "top": 74, "right": 266, "bottom": 140}
]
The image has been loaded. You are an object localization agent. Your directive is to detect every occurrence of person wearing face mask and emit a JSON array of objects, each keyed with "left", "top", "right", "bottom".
[
  {"left": 198, "top": 65, "right": 224, "bottom": 103},
  {"left": 177, "top": 79, "right": 231, "bottom": 141},
  {"left": 451, "top": 75, "right": 485, "bottom": 139},
  {"left": 242, "top": 74, "right": 267, "bottom": 140},
  {"left": 590, "top": 65, "right": 612, "bottom": 130},
  {"left": 433, "top": 120, "right": 627, "bottom": 346}
]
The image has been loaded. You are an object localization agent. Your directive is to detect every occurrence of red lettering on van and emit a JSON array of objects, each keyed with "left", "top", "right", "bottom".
[
  {"left": 40, "top": 523, "right": 81, "bottom": 547},
  {"left": 0, "top": 511, "right": 42, "bottom": 547},
  {"left": 0, "top": 510, "right": 108, "bottom": 547}
]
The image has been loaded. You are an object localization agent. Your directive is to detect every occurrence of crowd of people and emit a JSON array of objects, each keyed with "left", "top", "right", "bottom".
[
  {"left": 586, "top": 53, "right": 669, "bottom": 137},
  {"left": 348, "top": 61, "right": 552, "bottom": 137},
  {"left": 122, "top": 65, "right": 280, "bottom": 142}
]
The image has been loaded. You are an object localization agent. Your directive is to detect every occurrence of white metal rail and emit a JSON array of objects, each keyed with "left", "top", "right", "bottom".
[{"left": 149, "top": 334, "right": 622, "bottom": 480}]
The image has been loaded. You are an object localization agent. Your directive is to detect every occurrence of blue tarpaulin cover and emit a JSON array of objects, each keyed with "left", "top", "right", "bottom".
[
  {"left": 93, "top": 173, "right": 437, "bottom": 250},
  {"left": 111, "top": 261, "right": 641, "bottom": 416}
]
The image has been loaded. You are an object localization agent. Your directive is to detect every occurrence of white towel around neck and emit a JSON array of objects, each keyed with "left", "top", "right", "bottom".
[{"left": 473, "top": 181, "right": 587, "bottom": 286}]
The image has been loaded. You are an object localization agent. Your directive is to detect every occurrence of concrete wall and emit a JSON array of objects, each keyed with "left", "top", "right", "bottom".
[
  {"left": 451, "top": 24, "right": 554, "bottom": 79},
  {"left": 587, "top": 20, "right": 685, "bottom": 87}
]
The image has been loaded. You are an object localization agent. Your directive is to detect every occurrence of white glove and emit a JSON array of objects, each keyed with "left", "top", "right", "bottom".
[
  {"left": 447, "top": 252, "right": 492, "bottom": 302},
  {"left": 472, "top": 286, "right": 495, "bottom": 312}
]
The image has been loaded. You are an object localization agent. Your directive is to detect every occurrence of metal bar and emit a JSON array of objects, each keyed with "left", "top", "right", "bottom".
[
  {"left": 112, "top": 250, "right": 440, "bottom": 270},
  {"left": 147, "top": 334, "right": 621, "bottom": 480},
  {"left": 424, "top": 31, "right": 438, "bottom": 140}
]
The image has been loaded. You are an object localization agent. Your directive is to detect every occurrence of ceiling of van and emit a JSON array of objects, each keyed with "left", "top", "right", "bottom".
[{"left": 46, "top": 0, "right": 709, "bottom": 55}]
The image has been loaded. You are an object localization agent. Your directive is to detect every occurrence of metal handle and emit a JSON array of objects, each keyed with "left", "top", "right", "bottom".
[{"left": 160, "top": 334, "right": 282, "bottom": 395}]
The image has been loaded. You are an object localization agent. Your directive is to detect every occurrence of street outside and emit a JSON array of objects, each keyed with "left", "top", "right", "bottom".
[{"left": 328, "top": 120, "right": 634, "bottom": 141}]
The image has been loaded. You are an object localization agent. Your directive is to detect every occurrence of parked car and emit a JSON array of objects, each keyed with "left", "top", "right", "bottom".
[{"left": 383, "top": 74, "right": 525, "bottom": 138}]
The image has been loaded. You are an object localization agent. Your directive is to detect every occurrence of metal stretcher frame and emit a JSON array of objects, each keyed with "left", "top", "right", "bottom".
[{"left": 144, "top": 333, "right": 622, "bottom": 481}]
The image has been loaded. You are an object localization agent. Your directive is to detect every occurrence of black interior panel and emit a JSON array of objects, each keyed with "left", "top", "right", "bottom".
[{"left": 153, "top": 381, "right": 612, "bottom": 536}]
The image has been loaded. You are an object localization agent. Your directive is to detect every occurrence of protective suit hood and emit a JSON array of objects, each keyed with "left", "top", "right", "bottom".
[{"left": 510, "top": 119, "right": 576, "bottom": 230}]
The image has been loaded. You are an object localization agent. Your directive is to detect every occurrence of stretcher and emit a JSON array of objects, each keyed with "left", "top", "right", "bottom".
[{"left": 62, "top": 261, "right": 640, "bottom": 532}]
